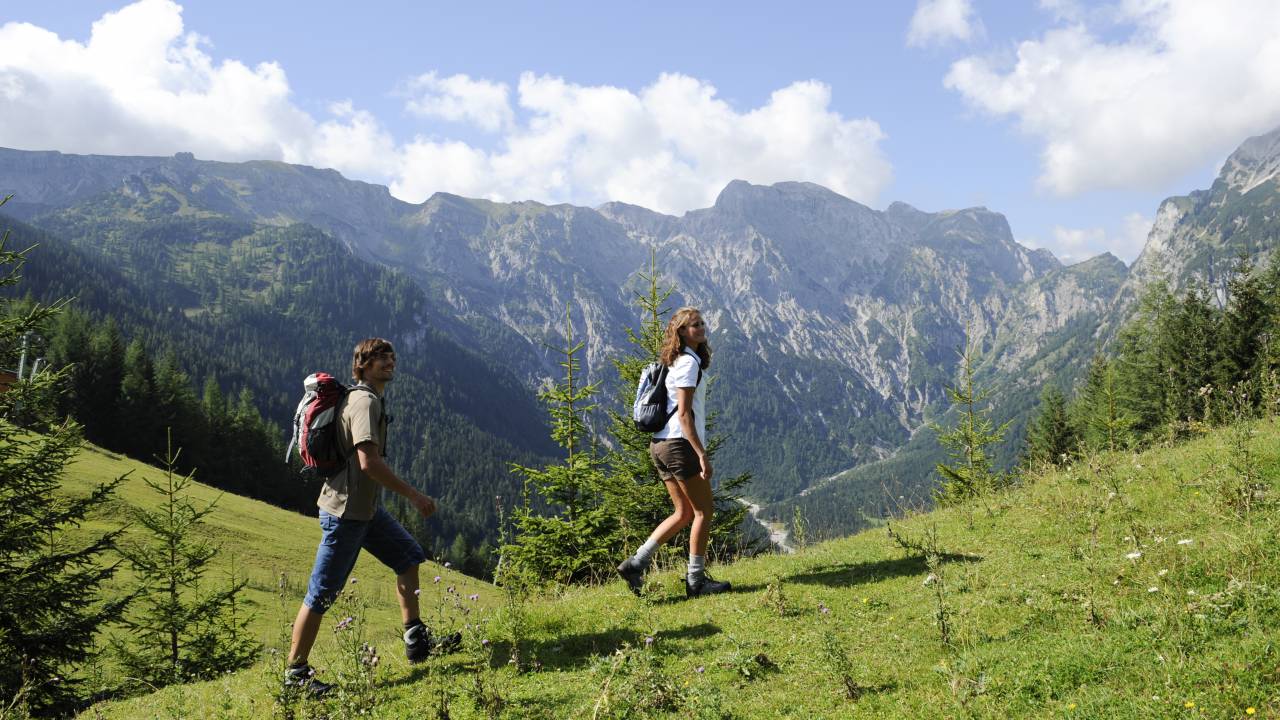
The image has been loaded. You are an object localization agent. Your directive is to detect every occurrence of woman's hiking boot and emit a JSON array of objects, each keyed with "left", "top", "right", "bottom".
[
  {"left": 685, "top": 572, "right": 731, "bottom": 598},
  {"left": 405, "top": 622, "right": 463, "bottom": 663},
  {"left": 283, "top": 663, "right": 333, "bottom": 698},
  {"left": 616, "top": 558, "right": 646, "bottom": 596}
]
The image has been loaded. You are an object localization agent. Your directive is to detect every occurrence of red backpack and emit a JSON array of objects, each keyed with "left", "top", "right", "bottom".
[{"left": 285, "top": 372, "right": 354, "bottom": 480}]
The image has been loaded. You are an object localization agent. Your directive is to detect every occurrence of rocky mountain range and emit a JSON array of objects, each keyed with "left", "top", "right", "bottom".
[{"left": 5, "top": 123, "right": 1279, "bottom": 537}]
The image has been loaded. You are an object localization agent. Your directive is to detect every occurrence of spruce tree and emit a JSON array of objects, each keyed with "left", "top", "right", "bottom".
[
  {"left": 1217, "top": 255, "right": 1269, "bottom": 394},
  {"left": 119, "top": 338, "right": 159, "bottom": 459},
  {"left": 931, "top": 334, "right": 1009, "bottom": 505},
  {"left": 112, "top": 435, "right": 258, "bottom": 687},
  {"left": 1113, "top": 281, "right": 1174, "bottom": 436},
  {"left": 1172, "top": 285, "right": 1221, "bottom": 420},
  {"left": 0, "top": 201, "right": 130, "bottom": 716},
  {"left": 1257, "top": 256, "right": 1280, "bottom": 410},
  {"left": 505, "top": 306, "right": 617, "bottom": 583},
  {"left": 1022, "top": 384, "right": 1078, "bottom": 468},
  {"left": 1074, "top": 353, "right": 1134, "bottom": 453},
  {"left": 84, "top": 320, "right": 125, "bottom": 448},
  {"left": 602, "top": 253, "right": 753, "bottom": 562},
  {"left": 602, "top": 254, "right": 680, "bottom": 551}
]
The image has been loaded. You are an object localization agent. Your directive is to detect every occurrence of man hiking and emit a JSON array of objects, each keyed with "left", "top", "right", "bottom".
[{"left": 285, "top": 338, "right": 458, "bottom": 695}]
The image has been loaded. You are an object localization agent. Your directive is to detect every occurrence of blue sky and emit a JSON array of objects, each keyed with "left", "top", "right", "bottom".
[{"left": 4, "top": 1, "right": 1280, "bottom": 264}]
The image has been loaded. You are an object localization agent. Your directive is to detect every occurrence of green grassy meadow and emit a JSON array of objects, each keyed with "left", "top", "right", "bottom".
[{"left": 69, "top": 419, "right": 1280, "bottom": 719}]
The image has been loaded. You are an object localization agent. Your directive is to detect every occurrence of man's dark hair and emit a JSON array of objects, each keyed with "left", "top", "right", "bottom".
[{"left": 352, "top": 337, "right": 394, "bottom": 381}]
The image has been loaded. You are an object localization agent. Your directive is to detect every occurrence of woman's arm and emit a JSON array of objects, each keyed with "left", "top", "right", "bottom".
[{"left": 675, "top": 386, "right": 712, "bottom": 481}]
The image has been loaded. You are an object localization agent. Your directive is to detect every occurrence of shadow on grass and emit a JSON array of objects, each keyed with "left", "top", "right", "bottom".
[
  {"left": 848, "top": 681, "right": 899, "bottom": 699},
  {"left": 473, "top": 621, "right": 722, "bottom": 672},
  {"left": 786, "top": 553, "right": 981, "bottom": 588}
]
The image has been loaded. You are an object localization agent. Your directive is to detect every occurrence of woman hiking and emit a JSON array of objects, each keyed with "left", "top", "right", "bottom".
[{"left": 617, "top": 307, "right": 732, "bottom": 598}]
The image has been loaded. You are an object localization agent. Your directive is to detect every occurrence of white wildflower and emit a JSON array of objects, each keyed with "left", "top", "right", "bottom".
[
  {"left": 1177, "top": 538, "right": 1193, "bottom": 545},
  {"left": 1125, "top": 551, "right": 1142, "bottom": 560}
]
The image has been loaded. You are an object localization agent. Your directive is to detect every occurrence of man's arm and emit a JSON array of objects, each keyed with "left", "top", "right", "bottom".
[{"left": 356, "top": 443, "right": 436, "bottom": 518}]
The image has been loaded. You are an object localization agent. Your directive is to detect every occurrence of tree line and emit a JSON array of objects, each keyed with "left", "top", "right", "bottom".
[
  {"left": 43, "top": 308, "right": 307, "bottom": 509},
  {"left": 1024, "top": 256, "right": 1280, "bottom": 467}
]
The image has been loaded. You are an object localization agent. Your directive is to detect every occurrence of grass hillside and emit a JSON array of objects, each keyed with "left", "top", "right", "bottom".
[
  {"left": 59, "top": 445, "right": 484, "bottom": 705},
  {"left": 73, "top": 418, "right": 1280, "bottom": 719}
]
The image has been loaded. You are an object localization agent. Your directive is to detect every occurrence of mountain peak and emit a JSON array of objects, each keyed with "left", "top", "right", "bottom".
[
  {"left": 711, "top": 179, "right": 856, "bottom": 211},
  {"left": 1219, "top": 124, "right": 1280, "bottom": 194}
]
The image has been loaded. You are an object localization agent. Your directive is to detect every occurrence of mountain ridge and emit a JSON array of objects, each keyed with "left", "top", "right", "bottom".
[
  {"left": 0, "top": 145, "right": 1123, "bottom": 511},
  {"left": 14, "top": 128, "right": 1280, "bottom": 536}
]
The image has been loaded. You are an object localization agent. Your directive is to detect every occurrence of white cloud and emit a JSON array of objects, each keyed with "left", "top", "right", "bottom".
[
  {"left": 306, "top": 101, "right": 400, "bottom": 179},
  {"left": 0, "top": 1, "right": 893, "bottom": 215},
  {"left": 0, "top": 0, "right": 361, "bottom": 166},
  {"left": 907, "top": 0, "right": 984, "bottom": 47},
  {"left": 1042, "top": 211, "right": 1152, "bottom": 264},
  {"left": 945, "top": 0, "right": 1280, "bottom": 195},
  {"left": 403, "top": 72, "right": 513, "bottom": 132},
  {"left": 391, "top": 72, "right": 892, "bottom": 213},
  {"left": 1050, "top": 225, "right": 1107, "bottom": 264}
]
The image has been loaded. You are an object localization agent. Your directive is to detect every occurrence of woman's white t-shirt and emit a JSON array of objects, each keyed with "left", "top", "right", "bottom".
[{"left": 653, "top": 347, "right": 705, "bottom": 442}]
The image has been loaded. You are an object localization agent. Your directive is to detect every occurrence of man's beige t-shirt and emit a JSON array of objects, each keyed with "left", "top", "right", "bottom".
[{"left": 316, "top": 387, "right": 386, "bottom": 521}]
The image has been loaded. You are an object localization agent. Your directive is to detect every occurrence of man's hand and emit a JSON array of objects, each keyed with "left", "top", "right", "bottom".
[{"left": 411, "top": 492, "right": 437, "bottom": 518}]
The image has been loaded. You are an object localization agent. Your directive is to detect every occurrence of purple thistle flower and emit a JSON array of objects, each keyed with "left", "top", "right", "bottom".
[
  {"left": 444, "top": 561, "right": 452, "bottom": 569},
  {"left": 469, "top": 593, "right": 479, "bottom": 601},
  {"left": 644, "top": 636, "right": 655, "bottom": 648},
  {"left": 434, "top": 576, "right": 441, "bottom": 583}
]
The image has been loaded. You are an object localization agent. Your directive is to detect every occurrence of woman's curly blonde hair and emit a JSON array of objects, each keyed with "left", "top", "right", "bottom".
[{"left": 659, "top": 307, "right": 710, "bottom": 369}]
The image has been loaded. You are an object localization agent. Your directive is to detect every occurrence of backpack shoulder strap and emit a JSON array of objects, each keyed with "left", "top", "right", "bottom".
[
  {"left": 683, "top": 347, "right": 704, "bottom": 386},
  {"left": 347, "top": 383, "right": 388, "bottom": 455}
]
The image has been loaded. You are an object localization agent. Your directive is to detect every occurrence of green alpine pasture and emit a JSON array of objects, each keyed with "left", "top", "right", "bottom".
[{"left": 73, "top": 419, "right": 1280, "bottom": 719}]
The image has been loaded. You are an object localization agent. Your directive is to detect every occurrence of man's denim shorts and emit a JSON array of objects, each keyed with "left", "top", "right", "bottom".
[{"left": 302, "top": 506, "right": 427, "bottom": 613}]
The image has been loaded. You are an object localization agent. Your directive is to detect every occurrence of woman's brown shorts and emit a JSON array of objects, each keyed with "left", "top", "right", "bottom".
[{"left": 650, "top": 438, "right": 699, "bottom": 481}]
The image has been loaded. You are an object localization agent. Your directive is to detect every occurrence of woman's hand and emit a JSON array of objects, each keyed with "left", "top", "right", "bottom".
[{"left": 699, "top": 453, "right": 714, "bottom": 482}]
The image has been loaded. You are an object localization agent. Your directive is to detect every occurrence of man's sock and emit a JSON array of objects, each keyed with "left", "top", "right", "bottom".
[
  {"left": 687, "top": 554, "right": 706, "bottom": 584},
  {"left": 631, "top": 538, "right": 660, "bottom": 569},
  {"left": 404, "top": 618, "right": 424, "bottom": 631}
]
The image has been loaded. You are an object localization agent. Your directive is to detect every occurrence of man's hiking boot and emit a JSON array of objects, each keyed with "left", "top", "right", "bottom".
[
  {"left": 283, "top": 663, "right": 333, "bottom": 698},
  {"left": 405, "top": 623, "right": 463, "bottom": 663},
  {"left": 685, "top": 572, "right": 731, "bottom": 598},
  {"left": 616, "top": 558, "right": 645, "bottom": 596}
]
